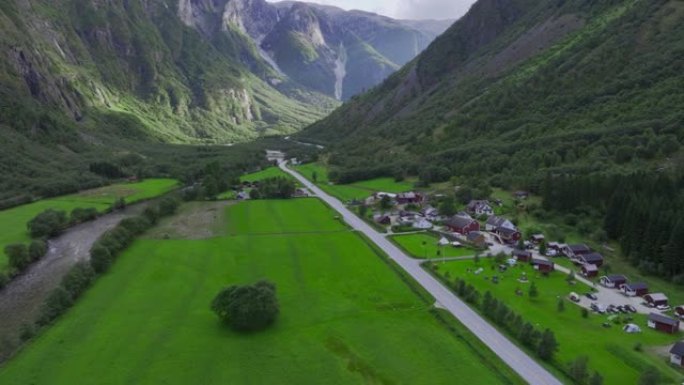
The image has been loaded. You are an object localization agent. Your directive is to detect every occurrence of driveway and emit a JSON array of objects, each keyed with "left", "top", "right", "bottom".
[{"left": 281, "top": 162, "right": 563, "bottom": 385}]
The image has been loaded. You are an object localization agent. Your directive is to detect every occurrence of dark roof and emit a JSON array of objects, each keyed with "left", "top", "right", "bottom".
[
  {"left": 446, "top": 215, "right": 476, "bottom": 229},
  {"left": 604, "top": 274, "right": 627, "bottom": 282},
  {"left": 532, "top": 258, "right": 553, "bottom": 267},
  {"left": 486, "top": 216, "right": 507, "bottom": 226},
  {"left": 646, "top": 293, "right": 668, "bottom": 302},
  {"left": 568, "top": 244, "right": 591, "bottom": 253},
  {"left": 582, "top": 264, "right": 598, "bottom": 272},
  {"left": 497, "top": 227, "right": 519, "bottom": 236},
  {"left": 670, "top": 341, "right": 684, "bottom": 356},
  {"left": 625, "top": 282, "right": 648, "bottom": 290},
  {"left": 581, "top": 253, "right": 604, "bottom": 263},
  {"left": 513, "top": 249, "right": 532, "bottom": 257},
  {"left": 467, "top": 232, "right": 484, "bottom": 241},
  {"left": 649, "top": 313, "right": 679, "bottom": 326}
]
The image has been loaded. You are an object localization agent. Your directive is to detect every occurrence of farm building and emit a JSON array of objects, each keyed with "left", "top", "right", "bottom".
[
  {"left": 581, "top": 264, "right": 598, "bottom": 278},
  {"left": 675, "top": 306, "right": 684, "bottom": 319},
  {"left": 496, "top": 227, "right": 521, "bottom": 244},
  {"left": 466, "top": 200, "right": 494, "bottom": 216},
  {"left": 577, "top": 252, "right": 604, "bottom": 267},
  {"left": 622, "top": 282, "right": 649, "bottom": 297},
  {"left": 548, "top": 242, "right": 563, "bottom": 251},
  {"left": 648, "top": 313, "right": 679, "bottom": 334},
  {"left": 563, "top": 244, "right": 592, "bottom": 259},
  {"left": 412, "top": 218, "right": 433, "bottom": 230},
  {"left": 512, "top": 249, "right": 532, "bottom": 262},
  {"left": 445, "top": 215, "right": 480, "bottom": 235},
  {"left": 396, "top": 192, "right": 423, "bottom": 205},
  {"left": 669, "top": 341, "right": 684, "bottom": 367},
  {"left": 485, "top": 216, "right": 516, "bottom": 232},
  {"left": 600, "top": 275, "right": 627, "bottom": 288},
  {"left": 373, "top": 214, "right": 391, "bottom": 225},
  {"left": 420, "top": 206, "right": 439, "bottom": 219},
  {"left": 644, "top": 293, "right": 669, "bottom": 307},
  {"left": 531, "top": 258, "right": 554, "bottom": 273},
  {"left": 530, "top": 234, "right": 545, "bottom": 244},
  {"left": 466, "top": 231, "right": 487, "bottom": 248}
]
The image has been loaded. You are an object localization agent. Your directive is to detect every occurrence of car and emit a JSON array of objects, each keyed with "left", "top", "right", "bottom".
[
  {"left": 616, "top": 306, "right": 627, "bottom": 314},
  {"left": 624, "top": 305, "right": 637, "bottom": 313},
  {"left": 585, "top": 293, "right": 598, "bottom": 301},
  {"left": 657, "top": 304, "right": 672, "bottom": 311}
]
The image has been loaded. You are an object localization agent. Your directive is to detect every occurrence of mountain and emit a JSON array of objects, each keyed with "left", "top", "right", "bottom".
[
  {"left": 0, "top": 0, "right": 447, "bottom": 203},
  {"left": 300, "top": 0, "right": 684, "bottom": 186}
]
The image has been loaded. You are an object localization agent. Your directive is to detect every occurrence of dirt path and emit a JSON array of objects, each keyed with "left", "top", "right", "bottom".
[{"left": 0, "top": 204, "right": 146, "bottom": 361}]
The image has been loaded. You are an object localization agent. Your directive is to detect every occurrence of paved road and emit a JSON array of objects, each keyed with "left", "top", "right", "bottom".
[{"left": 281, "top": 162, "right": 562, "bottom": 385}]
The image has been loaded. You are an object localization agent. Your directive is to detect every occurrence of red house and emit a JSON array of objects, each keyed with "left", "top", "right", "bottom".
[
  {"left": 531, "top": 258, "right": 555, "bottom": 273},
  {"left": 644, "top": 293, "right": 669, "bottom": 307},
  {"left": 578, "top": 252, "right": 604, "bottom": 267},
  {"left": 512, "top": 249, "right": 532, "bottom": 262},
  {"left": 669, "top": 342, "right": 684, "bottom": 366},
  {"left": 396, "top": 192, "right": 423, "bottom": 205},
  {"left": 445, "top": 216, "right": 480, "bottom": 235},
  {"left": 496, "top": 227, "right": 521, "bottom": 244},
  {"left": 622, "top": 282, "right": 649, "bottom": 297},
  {"left": 581, "top": 264, "right": 598, "bottom": 278},
  {"left": 648, "top": 313, "right": 679, "bottom": 334}
]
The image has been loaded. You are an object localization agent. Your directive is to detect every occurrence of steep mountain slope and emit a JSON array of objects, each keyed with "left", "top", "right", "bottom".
[{"left": 301, "top": 0, "right": 684, "bottom": 187}]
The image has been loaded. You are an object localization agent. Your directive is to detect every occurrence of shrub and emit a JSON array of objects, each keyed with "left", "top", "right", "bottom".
[
  {"left": 19, "top": 323, "right": 35, "bottom": 342},
  {"left": 27, "top": 209, "right": 67, "bottom": 238},
  {"left": 37, "top": 287, "right": 73, "bottom": 326},
  {"left": 5, "top": 244, "right": 30, "bottom": 271},
  {"left": 70, "top": 207, "right": 98, "bottom": 224},
  {"left": 28, "top": 240, "right": 47, "bottom": 262},
  {"left": 90, "top": 245, "right": 113, "bottom": 274},
  {"left": 211, "top": 280, "right": 279, "bottom": 332},
  {"left": 0, "top": 272, "right": 9, "bottom": 289},
  {"left": 61, "top": 262, "right": 96, "bottom": 300}
]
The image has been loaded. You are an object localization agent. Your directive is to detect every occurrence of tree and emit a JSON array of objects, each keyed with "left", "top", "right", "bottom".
[
  {"left": 581, "top": 308, "right": 589, "bottom": 318},
  {"left": 528, "top": 282, "right": 538, "bottom": 298},
  {"left": 568, "top": 356, "right": 589, "bottom": 384},
  {"left": 638, "top": 367, "right": 660, "bottom": 385},
  {"left": 312, "top": 171, "right": 318, "bottom": 183},
  {"left": 28, "top": 240, "right": 47, "bottom": 262},
  {"left": 27, "top": 209, "right": 67, "bottom": 238},
  {"left": 590, "top": 371, "right": 603, "bottom": 385},
  {"left": 5, "top": 244, "right": 30, "bottom": 271},
  {"left": 380, "top": 195, "right": 392, "bottom": 210},
  {"left": 537, "top": 329, "right": 558, "bottom": 361},
  {"left": 359, "top": 205, "right": 368, "bottom": 218},
  {"left": 516, "top": 238, "right": 525, "bottom": 250},
  {"left": 539, "top": 241, "right": 547, "bottom": 256},
  {"left": 211, "top": 280, "right": 279, "bottom": 332},
  {"left": 438, "top": 197, "right": 457, "bottom": 217},
  {"left": 557, "top": 298, "right": 565, "bottom": 312}
]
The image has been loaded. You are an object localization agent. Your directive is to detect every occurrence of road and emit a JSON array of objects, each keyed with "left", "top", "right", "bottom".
[{"left": 280, "top": 161, "right": 563, "bottom": 385}]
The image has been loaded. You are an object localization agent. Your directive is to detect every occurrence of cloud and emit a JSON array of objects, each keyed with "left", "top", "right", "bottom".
[{"left": 267, "top": 0, "right": 476, "bottom": 20}]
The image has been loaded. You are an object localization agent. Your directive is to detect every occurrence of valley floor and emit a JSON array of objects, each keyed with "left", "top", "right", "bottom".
[{"left": 0, "top": 199, "right": 521, "bottom": 384}]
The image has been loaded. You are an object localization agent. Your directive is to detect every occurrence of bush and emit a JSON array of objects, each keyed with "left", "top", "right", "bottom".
[
  {"left": 0, "top": 272, "right": 8, "bottom": 289},
  {"left": 19, "top": 323, "right": 35, "bottom": 342},
  {"left": 70, "top": 207, "right": 98, "bottom": 224},
  {"left": 5, "top": 244, "right": 30, "bottom": 271},
  {"left": 27, "top": 209, "right": 67, "bottom": 238},
  {"left": 211, "top": 280, "right": 279, "bottom": 332},
  {"left": 90, "top": 246, "right": 113, "bottom": 274},
  {"left": 28, "top": 240, "right": 47, "bottom": 262},
  {"left": 37, "top": 287, "right": 73, "bottom": 326},
  {"left": 61, "top": 262, "right": 96, "bottom": 300}
]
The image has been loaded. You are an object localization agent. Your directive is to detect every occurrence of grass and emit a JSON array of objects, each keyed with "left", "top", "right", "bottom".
[
  {"left": 391, "top": 233, "right": 476, "bottom": 259},
  {"left": 0, "top": 179, "right": 178, "bottom": 272},
  {"left": 0, "top": 198, "right": 523, "bottom": 384},
  {"left": 239, "top": 167, "right": 291, "bottom": 182},
  {"left": 294, "top": 162, "right": 415, "bottom": 202},
  {"left": 433, "top": 259, "right": 684, "bottom": 384}
]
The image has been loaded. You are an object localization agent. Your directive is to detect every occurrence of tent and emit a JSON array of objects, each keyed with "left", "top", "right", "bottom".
[
  {"left": 438, "top": 237, "right": 450, "bottom": 246},
  {"left": 623, "top": 323, "right": 642, "bottom": 333}
]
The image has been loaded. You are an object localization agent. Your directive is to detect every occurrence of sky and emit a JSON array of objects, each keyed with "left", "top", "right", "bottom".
[{"left": 267, "top": 0, "right": 477, "bottom": 21}]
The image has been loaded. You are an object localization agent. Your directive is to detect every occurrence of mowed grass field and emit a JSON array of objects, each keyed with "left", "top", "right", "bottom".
[
  {"left": 0, "top": 179, "right": 178, "bottom": 272},
  {"left": 295, "top": 163, "right": 415, "bottom": 202},
  {"left": 435, "top": 260, "right": 683, "bottom": 384},
  {"left": 391, "top": 233, "right": 476, "bottom": 259},
  {"left": 239, "top": 166, "right": 291, "bottom": 182},
  {"left": 0, "top": 199, "right": 522, "bottom": 385}
]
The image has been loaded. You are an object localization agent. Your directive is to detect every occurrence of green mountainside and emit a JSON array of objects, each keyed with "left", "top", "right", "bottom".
[{"left": 300, "top": 0, "right": 684, "bottom": 187}]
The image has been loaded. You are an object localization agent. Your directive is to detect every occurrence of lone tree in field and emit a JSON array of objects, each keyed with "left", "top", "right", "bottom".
[
  {"left": 211, "top": 280, "right": 279, "bottom": 332},
  {"left": 528, "top": 282, "right": 539, "bottom": 298},
  {"left": 537, "top": 329, "right": 558, "bottom": 361}
]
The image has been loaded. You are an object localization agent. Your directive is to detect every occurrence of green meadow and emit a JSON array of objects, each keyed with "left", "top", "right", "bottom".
[
  {"left": 295, "top": 162, "right": 415, "bottom": 202},
  {"left": 0, "top": 199, "right": 522, "bottom": 385},
  {"left": 434, "top": 260, "right": 683, "bottom": 384},
  {"left": 0, "top": 179, "right": 178, "bottom": 272},
  {"left": 239, "top": 166, "right": 291, "bottom": 182},
  {"left": 391, "top": 233, "right": 476, "bottom": 259}
]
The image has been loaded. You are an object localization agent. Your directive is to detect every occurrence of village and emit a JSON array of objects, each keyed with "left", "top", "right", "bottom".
[{"left": 365, "top": 188, "right": 684, "bottom": 367}]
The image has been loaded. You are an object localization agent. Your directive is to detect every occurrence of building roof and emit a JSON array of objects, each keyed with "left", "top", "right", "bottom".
[
  {"left": 582, "top": 264, "right": 598, "bottom": 272},
  {"left": 568, "top": 244, "right": 591, "bottom": 253},
  {"left": 466, "top": 232, "right": 484, "bottom": 241},
  {"left": 649, "top": 313, "right": 679, "bottom": 326},
  {"left": 497, "top": 227, "right": 519, "bottom": 236},
  {"left": 581, "top": 253, "right": 604, "bottom": 263},
  {"left": 397, "top": 192, "right": 419, "bottom": 199},
  {"left": 532, "top": 258, "right": 553, "bottom": 267},
  {"left": 446, "top": 215, "right": 476, "bottom": 229},
  {"left": 513, "top": 249, "right": 532, "bottom": 257},
  {"left": 646, "top": 293, "right": 668, "bottom": 302},
  {"left": 625, "top": 282, "right": 648, "bottom": 290},
  {"left": 670, "top": 341, "right": 684, "bottom": 356},
  {"left": 486, "top": 216, "right": 507, "bottom": 227},
  {"left": 603, "top": 274, "right": 628, "bottom": 282},
  {"left": 531, "top": 234, "right": 545, "bottom": 240},
  {"left": 467, "top": 200, "right": 491, "bottom": 210}
]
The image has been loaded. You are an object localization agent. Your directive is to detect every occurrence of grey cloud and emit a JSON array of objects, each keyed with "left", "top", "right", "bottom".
[{"left": 394, "top": 0, "right": 475, "bottom": 20}]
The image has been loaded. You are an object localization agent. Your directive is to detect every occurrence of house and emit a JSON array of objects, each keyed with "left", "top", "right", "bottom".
[
  {"left": 396, "top": 192, "right": 423, "bottom": 205},
  {"left": 485, "top": 216, "right": 516, "bottom": 232},
  {"left": 530, "top": 234, "right": 545, "bottom": 244},
  {"left": 466, "top": 200, "right": 494, "bottom": 216},
  {"left": 622, "top": 282, "right": 649, "bottom": 297},
  {"left": 548, "top": 242, "right": 562, "bottom": 251},
  {"left": 445, "top": 215, "right": 480, "bottom": 235},
  {"left": 412, "top": 218, "right": 433, "bottom": 230},
  {"left": 669, "top": 341, "right": 684, "bottom": 366},
  {"left": 420, "top": 206, "right": 439, "bottom": 219},
  {"left": 675, "top": 306, "right": 684, "bottom": 319},
  {"left": 373, "top": 214, "right": 391, "bottom": 225},
  {"left": 466, "top": 231, "right": 487, "bottom": 248},
  {"left": 531, "top": 258, "right": 555, "bottom": 273},
  {"left": 648, "top": 313, "right": 679, "bottom": 334},
  {"left": 563, "top": 244, "right": 592, "bottom": 259},
  {"left": 581, "top": 264, "right": 599, "bottom": 278},
  {"left": 496, "top": 226, "right": 522, "bottom": 244},
  {"left": 600, "top": 275, "right": 628, "bottom": 288},
  {"left": 644, "top": 293, "right": 669, "bottom": 307},
  {"left": 513, "top": 191, "right": 530, "bottom": 200},
  {"left": 512, "top": 249, "right": 532, "bottom": 262},
  {"left": 577, "top": 252, "right": 604, "bottom": 267}
]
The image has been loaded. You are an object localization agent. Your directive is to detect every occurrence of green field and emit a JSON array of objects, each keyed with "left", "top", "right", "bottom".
[
  {"left": 0, "top": 199, "right": 522, "bottom": 385},
  {"left": 239, "top": 166, "right": 291, "bottom": 182},
  {"left": 295, "top": 162, "right": 415, "bottom": 202},
  {"left": 0, "top": 179, "right": 178, "bottom": 272},
  {"left": 434, "top": 260, "right": 683, "bottom": 384},
  {"left": 391, "top": 233, "right": 476, "bottom": 259}
]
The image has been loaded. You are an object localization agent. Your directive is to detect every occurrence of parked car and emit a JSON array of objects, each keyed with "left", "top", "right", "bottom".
[
  {"left": 585, "top": 293, "right": 598, "bottom": 301},
  {"left": 624, "top": 305, "right": 637, "bottom": 313},
  {"left": 569, "top": 292, "right": 580, "bottom": 302},
  {"left": 657, "top": 304, "right": 671, "bottom": 311}
]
